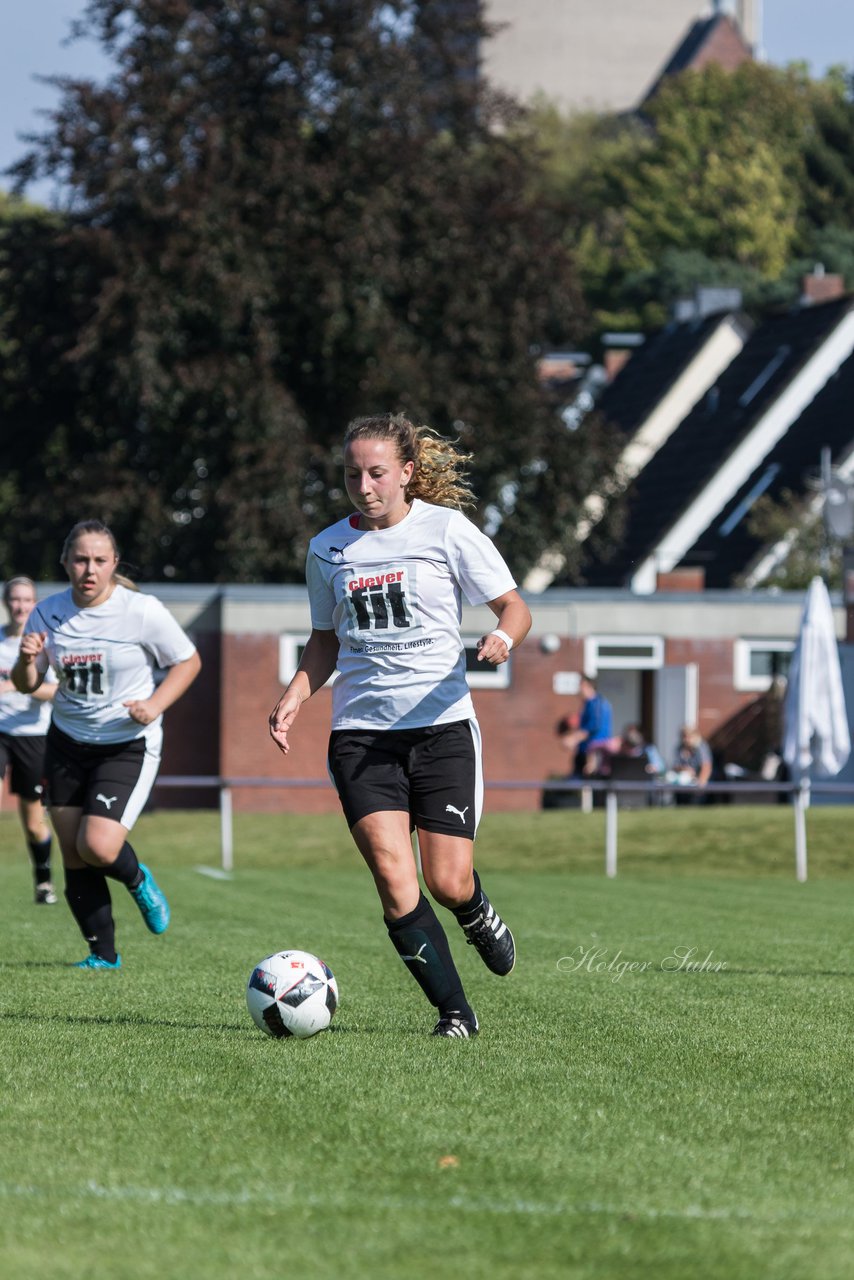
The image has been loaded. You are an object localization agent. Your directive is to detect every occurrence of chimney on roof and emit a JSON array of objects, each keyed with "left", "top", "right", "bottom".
[
  {"left": 601, "top": 332, "right": 644, "bottom": 382},
  {"left": 604, "top": 349, "right": 631, "bottom": 381},
  {"left": 801, "top": 264, "right": 845, "bottom": 306},
  {"left": 673, "top": 287, "right": 743, "bottom": 322},
  {"left": 656, "top": 568, "right": 705, "bottom": 593}
]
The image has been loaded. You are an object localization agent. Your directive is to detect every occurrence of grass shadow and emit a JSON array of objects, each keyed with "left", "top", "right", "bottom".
[{"left": 0, "top": 1010, "right": 246, "bottom": 1034}]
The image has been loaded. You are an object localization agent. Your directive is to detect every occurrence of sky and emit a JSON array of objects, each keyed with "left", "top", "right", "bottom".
[{"left": 1, "top": 1, "right": 853, "bottom": 202}]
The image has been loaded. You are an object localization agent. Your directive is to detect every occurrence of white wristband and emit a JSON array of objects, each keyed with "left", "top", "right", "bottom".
[{"left": 490, "top": 628, "right": 513, "bottom": 651}]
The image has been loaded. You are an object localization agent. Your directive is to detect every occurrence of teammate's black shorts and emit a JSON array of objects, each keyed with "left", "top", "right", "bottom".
[
  {"left": 327, "top": 720, "right": 483, "bottom": 839},
  {"left": 0, "top": 732, "right": 48, "bottom": 801},
  {"left": 44, "top": 723, "right": 161, "bottom": 830}
]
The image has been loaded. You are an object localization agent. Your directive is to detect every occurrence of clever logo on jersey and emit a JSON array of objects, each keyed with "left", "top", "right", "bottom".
[
  {"left": 345, "top": 568, "right": 413, "bottom": 632},
  {"left": 60, "top": 652, "right": 106, "bottom": 696}
]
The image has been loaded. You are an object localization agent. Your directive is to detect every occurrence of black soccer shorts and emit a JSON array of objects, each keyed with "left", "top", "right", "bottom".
[
  {"left": 44, "top": 724, "right": 161, "bottom": 831},
  {"left": 328, "top": 719, "right": 484, "bottom": 838},
  {"left": 0, "top": 732, "right": 48, "bottom": 801}
]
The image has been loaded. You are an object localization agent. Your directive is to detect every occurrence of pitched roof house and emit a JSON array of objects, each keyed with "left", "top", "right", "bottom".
[
  {"left": 641, "top": 10, "right": 754, "bottom": 103},
  {"left": 580, "top": 296, "right": 854, "bottom": 592},
  {"left": 681, "top": 350, "right": 854, "bottom": 587},
  {"left": 524, "top": 307, "right": 749, "bottom": 591}
]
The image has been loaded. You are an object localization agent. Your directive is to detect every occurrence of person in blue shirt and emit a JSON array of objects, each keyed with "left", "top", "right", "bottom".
[{"left": 563, "top": 675, "right": 615, "bottom": 776}]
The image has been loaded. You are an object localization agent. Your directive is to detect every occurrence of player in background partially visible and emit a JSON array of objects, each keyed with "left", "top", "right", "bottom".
[
  {"left": 13, "top": 521, "right": 201, "bottom": 969},
  {"left": 269, "top": 413, "right": 531, "bottom": 1038},
  {"left": 0, "top": 577, "right": 59, "bottom": 904}
]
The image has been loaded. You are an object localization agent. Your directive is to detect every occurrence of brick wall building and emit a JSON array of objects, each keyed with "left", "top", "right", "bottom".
[
  {"left": 5, "top": 582, "right": 849, "bottom": 815},
  {"left": 141, "top": 584, "right": 849, "bottom": 813}
]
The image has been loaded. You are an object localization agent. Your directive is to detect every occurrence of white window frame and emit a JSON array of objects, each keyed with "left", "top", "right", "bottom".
[
  {"left": 279, "top": 634, "right": 338, "bottom": 688},
  {"left": 461, "top": 635, "right": 511, "bottom": 689},
  {"left": 584, "top": 635, "right": 664, "bottom": 674},
  {"left": 734, "top": 638, "right": 795, "bottom": 692}
]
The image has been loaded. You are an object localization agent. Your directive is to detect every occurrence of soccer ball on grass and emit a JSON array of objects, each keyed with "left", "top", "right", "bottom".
[{"left": 246, "top": 950, "right": 338, "bottom": 1039}]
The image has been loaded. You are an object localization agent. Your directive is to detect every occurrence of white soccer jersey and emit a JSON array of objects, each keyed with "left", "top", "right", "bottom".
[
  {"left": 0, "top": 627, "right": 57, "bottom": 736},
  {"left": 25, "top": 585, "right": 197, "bottom": 746},
  {"left": 307, "top": 498, "right": 517, "bottom": 730}
]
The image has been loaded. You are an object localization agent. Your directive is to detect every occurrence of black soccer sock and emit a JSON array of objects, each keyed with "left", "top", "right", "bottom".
[
  {"left": 27, "top": 834, "right": 53, "bottom": 885},
  {"left": 451, "top": 868, "right": 484, "bottom": 928},
  {"left": 386, "top": 893, "right": 475, "bottom": 1021},
  {"left": 102, "top": 841, "right": 143, "bottom": 890},
  {"left": 64, "top": 867, "right": 117, "bottom": 963}
]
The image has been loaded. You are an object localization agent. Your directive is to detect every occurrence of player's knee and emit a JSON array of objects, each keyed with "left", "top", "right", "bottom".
[
  {"left": 25, "top": 816, "right": 46, "bottom": 840},
  {"left": 76, "top": 831, "right": 115, "bottom": 867},
  {"left": 423, "top": 866, "right": 471, "bottom": 908}
]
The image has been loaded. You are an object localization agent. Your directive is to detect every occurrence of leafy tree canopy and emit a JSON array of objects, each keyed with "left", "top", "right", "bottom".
[
  {"left": 523, "top": 62, "right": 854, "bottom": 333},
  {"left": 1, "top": 0, "right": 606, "bottom": 583},
  {"left": 745, "top": 491, "right": 842, "bottom": 592}
]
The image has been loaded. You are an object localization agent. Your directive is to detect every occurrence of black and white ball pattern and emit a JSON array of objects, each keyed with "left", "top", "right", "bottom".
[{"left": 247, "top": 950, "right": 338, "bottom": 1039}]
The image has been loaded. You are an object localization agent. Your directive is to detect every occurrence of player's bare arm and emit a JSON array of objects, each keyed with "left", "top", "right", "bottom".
[
  {"left": 12, "top": 631, "right": 48, "bottom": 692},
  {"left": 124, "top": 650, "right": 203, "bottom": 725},
  {"left": 269, "top": 628, "right": 340, "bottom": 754},
  {"left": 30, "top": 682, "right": 58, "bottom": 703},
  {"left": 476, "top": 589, "right": 532, "bottom": 665}
]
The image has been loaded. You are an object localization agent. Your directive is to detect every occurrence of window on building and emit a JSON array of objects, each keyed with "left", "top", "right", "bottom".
[
  {"left": 584, "top": 635, "right": 664, "bottom": 672},
  {"left": 734, "top": 639, "right": 794, "bottom": 692},
  {"left": 461, "top": 636, "right": 512, "bottom": 689},
  {"left": 278, "top": 635, "right": 338, "bottom": 688}
]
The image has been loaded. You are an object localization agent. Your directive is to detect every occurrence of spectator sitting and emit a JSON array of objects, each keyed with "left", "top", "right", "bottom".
[
  {"left": 561, "top": 675, "right": 618, "bottom": 777},
  {"left": 672, "top": 725, "right": 713, "bottom": 788},
  {"left": 618, "top": 723, "right": 666, "bottom": 776}
]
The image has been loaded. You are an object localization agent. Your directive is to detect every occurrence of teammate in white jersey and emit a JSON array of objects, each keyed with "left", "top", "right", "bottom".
[
  {"left": 269, "top": 414, "right": 531, "bottom": 1037},
  {"left": 13, "top": 521, "right": 201, "bottom": 970},
  {"left": 1, "top": 577, "right": 58, "bottom": 904}
]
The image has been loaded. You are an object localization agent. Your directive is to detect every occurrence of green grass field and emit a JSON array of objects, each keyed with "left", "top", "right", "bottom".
[{"left": 1, "top": 806, "right": 852, "bottom": 1279}]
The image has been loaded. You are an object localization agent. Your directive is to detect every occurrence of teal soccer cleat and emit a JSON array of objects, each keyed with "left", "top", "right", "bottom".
[
  {"left": 74, "top": 953, "right": 122, "bottom": 970},
  {"left": 129, "top": 864, "right": 170, "bottom": 934}
]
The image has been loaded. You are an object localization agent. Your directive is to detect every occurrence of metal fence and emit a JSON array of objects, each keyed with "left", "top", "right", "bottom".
[{"left": 153, "top": 775, "right": 854, "bottom": 882}]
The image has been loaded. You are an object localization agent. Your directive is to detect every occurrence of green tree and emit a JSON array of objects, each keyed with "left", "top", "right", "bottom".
[
  {"left": 1, "top": 0, "right": 605, "bottom": 582},
  {"left": 802, "top": 69, "right": 854, "bottom": 230},
  {"left": 523, "top": 62, "right": 846, "bottom": 332},
  {"left": 744, "top": 491, "right": 842, "bottom": 591}
]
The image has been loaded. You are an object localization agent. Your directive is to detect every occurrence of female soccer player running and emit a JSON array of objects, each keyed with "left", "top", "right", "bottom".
[
  {"left": 13, "top": 521, "right": 201, "bottom": 969},
  {"left": 0, "top": 577, "right": 58, "bottom": 904},
  {"left": 269, "top": 415, "right": 531, "bottom": 1037}
]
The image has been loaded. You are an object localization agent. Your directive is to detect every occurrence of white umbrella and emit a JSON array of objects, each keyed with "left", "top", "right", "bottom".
[{"left": 782, "top": 576, "right": 851, "bottom": 879}]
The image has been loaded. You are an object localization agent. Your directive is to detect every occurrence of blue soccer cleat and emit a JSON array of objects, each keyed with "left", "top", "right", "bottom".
[
  {"left": 74, "top": 953, "right": 122, "bottom": 970},
  {"left": 129, "top": 864, "right": 170, "bottom": 934}
]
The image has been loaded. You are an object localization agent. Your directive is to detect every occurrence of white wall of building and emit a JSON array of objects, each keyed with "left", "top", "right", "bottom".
[{"left": 481, "top": 1, "right": 758, "bottom": 113}]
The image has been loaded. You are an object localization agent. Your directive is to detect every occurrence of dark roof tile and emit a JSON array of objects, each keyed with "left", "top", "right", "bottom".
[
  {"left": 680, "top": 349, "right": 854, "bottom": 585},
  {"left": 580, "top": 297, "right": 854, "bottom": 587}
]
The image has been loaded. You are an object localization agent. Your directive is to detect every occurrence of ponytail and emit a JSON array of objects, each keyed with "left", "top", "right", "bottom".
[{"left": 343, "top": 413, "right": 475, "bottom": 510}]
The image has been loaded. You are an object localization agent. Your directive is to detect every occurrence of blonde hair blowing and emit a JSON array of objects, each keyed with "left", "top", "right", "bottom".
[{"left": 344, "top": 414, "right": 475, "bottom": 510}]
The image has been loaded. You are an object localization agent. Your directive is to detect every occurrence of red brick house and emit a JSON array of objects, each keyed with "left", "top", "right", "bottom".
[{"left": 134, "top": 582, "right": 852, "bottom": 813}]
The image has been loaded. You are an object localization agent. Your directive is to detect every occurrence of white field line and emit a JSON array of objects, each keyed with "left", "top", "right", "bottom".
[
  {"left": 0, "top": 1181, "right": 848, "bottom": 1224},
  {"left": 194, "top": 866, "right": 234, "bottom": 880}
]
